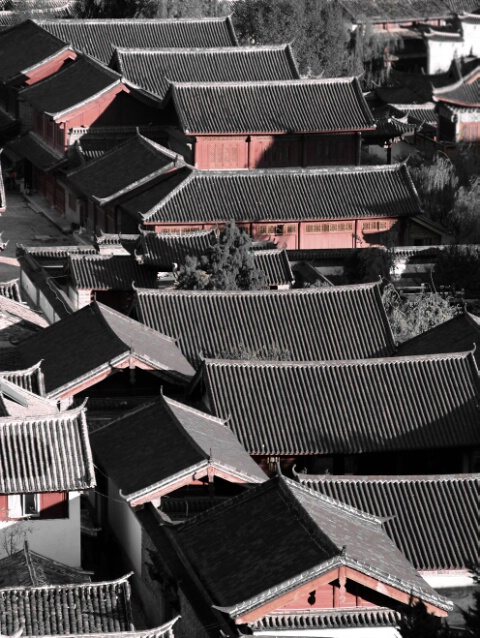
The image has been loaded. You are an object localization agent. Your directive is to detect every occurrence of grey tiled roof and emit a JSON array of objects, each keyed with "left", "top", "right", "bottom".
[
  {"left": 338, "top": 0, "right": 469, "bottom": 21},
  {"left": 0, "top": 280, "right": 22, "bottom": 302},
  {"left": 0, "top": 19, "right": 69, "bottom": 82},
  {"left": 111, "top": 45, "right": 300, "bottom": 100},
  {"left": 138, "top": 229, "right": 216, "bottom": 269},
  {"left": 19, "top": 56, "right": 121, "bottom": 118},
  {"left": 198, "top": 352, "right": 480, "bottom": 455},
  {"left": 434, "top": 69, "right": 480, "bottom": 107},
  {"left": 168, "top": 77, "right": 375, "bottom": 134},
  {"left": 175, "top": 477, "right": 450, "bottom": 616},
  {"left": 0, "top": 575, "right": 133, "bottom": 636},
  {"left": 67, "top": 135, "right": 184, "bottom": 205},
  {"left": 0, "top": 404, "right": 95, "bottom": 493},
  {"left": 6, "top": 132, "right": 65, "bottom": 172},
  {"left": 135, "top": 284, "right": 396, "bottom": 367},
  {"left": 253, "top": 249, "right": 294, "bottom": 287},
  {"left": 35, "top": 17, "right": 238, "bottom": 63},
  {"left": 0, "top": 363, "right": 45, "bottom": 396},
  {"left": 67, "top": 255, "right": 157, "bottom": 290},
  {"left": 122, "top": 164, "right": 421, "bottom": 224},
  {"left": 10, "top": 302, "right": 194, "bottom": 397},
  {"left": 0, "top": 377, "right": 57, "bottom": 417},
  {"left": 91, "top": 395, "right": 266, "bottom": 503},
  {"left": 397, "top": 311, "right": 480, "bottom": 366},
  {"left": 299, "top": 474, "right": 480, "bottom": 571},
  {"left": 0, "top": 542, "right": 91, "bottom": 587},
  {"left": 251, "top": 608, "right": 401, "bottom": 630}
]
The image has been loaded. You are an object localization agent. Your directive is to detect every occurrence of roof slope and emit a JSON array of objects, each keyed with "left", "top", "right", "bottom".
[
  {"left": 0, "top": 405, "right": 95, "bottom": 493},
  {"left": 175, "top": 477, "right": 449, "bottom": 615},
  {"left": 112, "top": 46, "right": 299, "bottom": 100},
  {"left": 0, "top": 19, "right": 69, "bottom": 82},
  {"left": 138, "top": 228, "right": 216, "bottom": 269},
  {"left": 199, "top": 352, "right": 480, "bottom": 455},
  {"left": 0, "top": 542, "right": 91, "bottom": 587},
  {"left": 135, "top": 284, "right": 395, "bottom": 366},
  {"left": 6, "top": 132, "right": 65, "bottom": 172},
  {"left": 169, "top": 78, "right": 375, "bottom": 134},
  {"left": 299, "top": 474, "right": 480, "bottom": 572},
  {"left": 20, "top": 56, "right": 121, "bottom": 117},
  {"left": 338, "top": 0, "right": 466, "bottom": 21},
  {"left": 122, "top": 164, "right": 421, "bottom": 224},
  {"left": 433, "top": 69, "right": 480, "bottom": 107},
  {"left": 0, "top": 575, "right": 133, "bottom": 635},
  {"left": 91, "top": 395, "right": 265, "bottom": 502},
  {"left": 397, "top": 311, "right": 480, "bottom": 365},
  {"left": 35, "top": 17, "right": 238, "bottom": 63},
  {"left": 67, "top": 135, "right": 183, "bottom": 204},
  {"left": 253, "top": 249, "right": 294, "bottom": 287},
  {"left": 68, "top": 255, "right": 157, "bottom": 290},
  {"left": 11, "top": 302, "right": 194, "bottom": 396},
  {"left": 0, "top": 377, "right": 56, "bottom": 417}
]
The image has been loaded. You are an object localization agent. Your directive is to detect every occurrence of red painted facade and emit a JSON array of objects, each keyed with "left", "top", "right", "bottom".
[
  {"left": 235, "top": 566, "right": 448, "bottom": 623},
  {"left": 0, "top": 50, "right": 77, "bottom": 116},
  {"left": 24, "top": 51, "right": 77, "bottom": 87},
  {"left": 141, "top": 218, "right": 402, "bottom": 250},
  {"left": 193, "top": 133, "right": 360, "bottom": 169},
  {"left": 0, "top": 492, "right": 68, "bottom": 520},
  {"left": 31, "top": 87, "right": 160, "bottom": 153}
]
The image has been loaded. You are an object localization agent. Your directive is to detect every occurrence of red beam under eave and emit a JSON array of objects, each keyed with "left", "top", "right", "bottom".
[
  {"left": 235, "top": 566, "right": 448, "bottom": 624},
  {"left": 57, "top": 356, "right": 156, "bottom": 399},
  {"left": 130, "top": 466, "right": 254, "bottom": 508}
]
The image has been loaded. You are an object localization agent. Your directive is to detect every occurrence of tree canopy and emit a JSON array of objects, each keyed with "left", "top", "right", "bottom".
[
  {"left": 398, "top": 601, "right": 452, "bottom": 638},
  {"left": 175, "top": 221, "right": 266, "bottom": 291},
  {"left": 382, "top": 284, "right": 459, "bottom": 343}
]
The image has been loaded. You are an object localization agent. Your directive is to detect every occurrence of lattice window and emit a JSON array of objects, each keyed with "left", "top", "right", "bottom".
[
  {"left": 363, "top": 221, "right": 389, "bottom": 232},
  {"left": 306, "top": 222, "right": 353, "bottom": 233}
]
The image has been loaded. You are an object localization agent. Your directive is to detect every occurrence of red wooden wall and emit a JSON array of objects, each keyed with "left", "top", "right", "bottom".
[
  {"left": 194, "top": 133, "right": 358, "bottom": 169},
  {"left": 0, "top": 492, "right": 68, "bottom": 520}
]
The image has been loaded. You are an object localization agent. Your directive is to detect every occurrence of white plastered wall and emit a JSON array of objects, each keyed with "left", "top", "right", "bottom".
[{"left": 0, "top": 492, "right": 82, "bottom": 567}]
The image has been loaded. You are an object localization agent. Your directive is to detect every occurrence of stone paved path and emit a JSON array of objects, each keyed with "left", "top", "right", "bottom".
[{"left": 0, "top": 191, "right": 74, "bottom": 282}]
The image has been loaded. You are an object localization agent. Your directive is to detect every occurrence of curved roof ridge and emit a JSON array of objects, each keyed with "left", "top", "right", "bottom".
[
  {"left": 0, "top": 403, "right": 86, "bottom": 426},
  {"left": 163, "top": 395, "right": 227, "bottom": 426},
  {"left": 299, "top": 473, "right": 480, "bottom": 482},
  {"left": 135, "top": 281, "right": 380, "bottom": 297},
  {"left": 202, "top": 349, "right": 476, "bottom": 368},
  {"left": 115, "top": 44, "right": 291, "bottom": 54},
  {"left": 286, "top": 476, "right": 386, "bottom": 525},
  {"left": 35, "top": 16, "right": 232, "bottom": 24},
  {"left": 0, "top": 572, "right": 133, "bottom": 593},
  {"left": 170, "top": 76, "right": 357, "bottom": 88},
  {"left": 96, "top": 300, "right": 178, "bottom": 345},
  {"left": 190, "top": 164, "right": 402, "bottom": 177}
]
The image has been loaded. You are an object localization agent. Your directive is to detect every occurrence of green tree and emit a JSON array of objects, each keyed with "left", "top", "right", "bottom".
[
  {"left": 398, "top": 601, "right": 452, "bottom": 638},
  {"left": 73, "top": 0, "right": 216, "bottom": 18},
  {"left": 233, "top": 0, "right": 355, "bottom": 77},
  {"left": 176, "top": 221, "right": 266, "bottom": 291},
  {"left": 343, "top": 247, "right": 394, "bottom": 284},
  {"left": 460, "top": 589, "right": 480, "bottom": 637},
  {"left": 434, "top": 245, "right": 480, "bottom": 298},
  {"left": 408, "top": 151, "right": 479, "bottom": 242},
  {"left": 382, "top": 283, "right": 458, "bottom": 343}
]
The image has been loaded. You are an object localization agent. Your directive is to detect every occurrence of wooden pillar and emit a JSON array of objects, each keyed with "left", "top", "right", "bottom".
[{"left": 356, "top": 132, "right": 362, "bottom": 166}]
